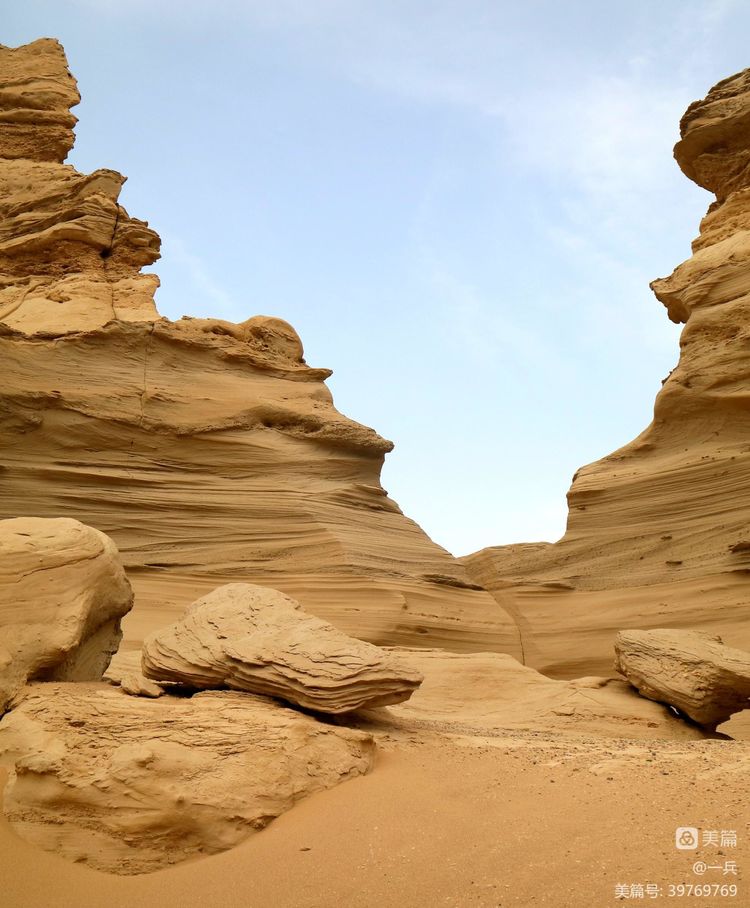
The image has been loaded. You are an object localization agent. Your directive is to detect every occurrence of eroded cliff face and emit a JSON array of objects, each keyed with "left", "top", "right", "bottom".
[
  {"left": 463, "top": 69, "right": 750, "bottom": 676},
  {"left": 0, "top": 39, "right": 519, "bottom": 656},
  {"left": 0, "top": 40, "right": 161, "bottom": 332}
]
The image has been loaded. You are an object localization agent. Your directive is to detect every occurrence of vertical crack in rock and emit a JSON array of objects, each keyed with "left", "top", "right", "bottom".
[
  {"left": 103, "top": 203, "right": 121, "bottom": 321},
  {"left": 516, "top": 621, "right": 527, "bottom": 665},
  {"left": 104, "top": 204, "right": 121, "bottom": 262}
]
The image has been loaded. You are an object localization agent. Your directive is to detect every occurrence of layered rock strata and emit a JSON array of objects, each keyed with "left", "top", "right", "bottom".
[
  {"left": 0, "top": 683, "right": 375, "bottom": 874},
  {"left": 0, "top": 517, "right": 133, "bottom": 713},
  {"left": 0, "top": 39, "right": 160, "bottom": 334},
  {"left": 614, "top": 628, "right": 750, "bottom": 728},
  {"left": 0, "top": 39, "right": 520, "bottom": 657},
  {"left": 142, "top": 583, "right": 423, "bottom": 713},
  {"left": 0, "top": 36, "right": 79, "bottom": 161},
  {"left": 463, "top": 69, "right": 750, "bottom": 676}
]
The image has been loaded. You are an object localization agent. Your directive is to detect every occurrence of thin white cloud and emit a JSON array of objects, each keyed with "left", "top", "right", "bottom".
[
  {"left": 418, "top": 244, "right": 568, "bottom": 378},
  {"left": 67, "top": 0, "right": 353, "bottom": 27},
  {"left": 162, "top": 235, "right": 236, "bottom": 319}
]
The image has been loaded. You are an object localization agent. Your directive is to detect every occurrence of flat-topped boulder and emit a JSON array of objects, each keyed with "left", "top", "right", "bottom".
[
  {"left": 0, "top": 517, "right": 133, "bottom": 713},
  {"left": 0, "top": 683, "right": 375, "bottom": 874},
  {"left": 143, "top": 583, "right": 424, "bottom": 713},
  {"left": 614, "top": 628, "right": 750, "bottom": 728}
]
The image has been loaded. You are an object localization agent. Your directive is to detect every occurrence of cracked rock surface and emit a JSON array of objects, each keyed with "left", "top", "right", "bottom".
[{"left": 0, "top": 683, "right": 375, "bottom": 874}]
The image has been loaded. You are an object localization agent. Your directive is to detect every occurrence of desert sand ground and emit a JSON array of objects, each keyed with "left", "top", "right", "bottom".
[{"left": 3, "top": 708, "right": 749, "bottom": 908}]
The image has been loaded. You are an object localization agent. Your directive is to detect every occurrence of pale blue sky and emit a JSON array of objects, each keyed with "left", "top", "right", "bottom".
[{"left": 5, "top": 2, "right": 748, "bottom": 554}]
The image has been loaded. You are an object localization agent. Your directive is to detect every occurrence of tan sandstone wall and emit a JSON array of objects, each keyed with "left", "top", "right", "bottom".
[{"left": 0, "top": 39, "right": 520, "bottom": 657}]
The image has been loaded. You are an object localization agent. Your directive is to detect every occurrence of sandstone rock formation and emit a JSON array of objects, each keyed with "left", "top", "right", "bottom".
[
  {"left": 0, "top": 517, "right": 133, "bottom": 713},
  {"left": 104, "top": 650, "right": 166, "bottom": 698},
  {"left": 0, "top": 38, "right": 520, "bottom": 658},
  {"left": 383, "top": 649, "right": 707, "bottom": 740},
  {"left": 0, "top": 37, "right": 79, "bottom": 162},
  {"left": 142, "top": 583, "right": 423, "bottom": 712},
  {"left": 0, "top": 683, "right": 375, "bottom": 874},
  {"left": 614, "top": 628, "right": 750, "bottom": 728},
  {"left": 463, "top": 68, "right": 750, "bottom": 677},
  {"left": 0, "top": 39, "right": 160, "bottom": 334}
]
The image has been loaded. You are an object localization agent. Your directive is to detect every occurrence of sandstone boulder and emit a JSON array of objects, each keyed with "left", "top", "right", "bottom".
[
  {"left": 0, "top": 517, "right": 133, "bottom": 713},
  {"left": 143, "top": 583, "right": 424, "bottom": 713},
  {"left": 0, "top": 682, "right": 375, "bottom": 874},
  {"left": 614, "top": 628, "right": 750, "bottom": 728}
]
